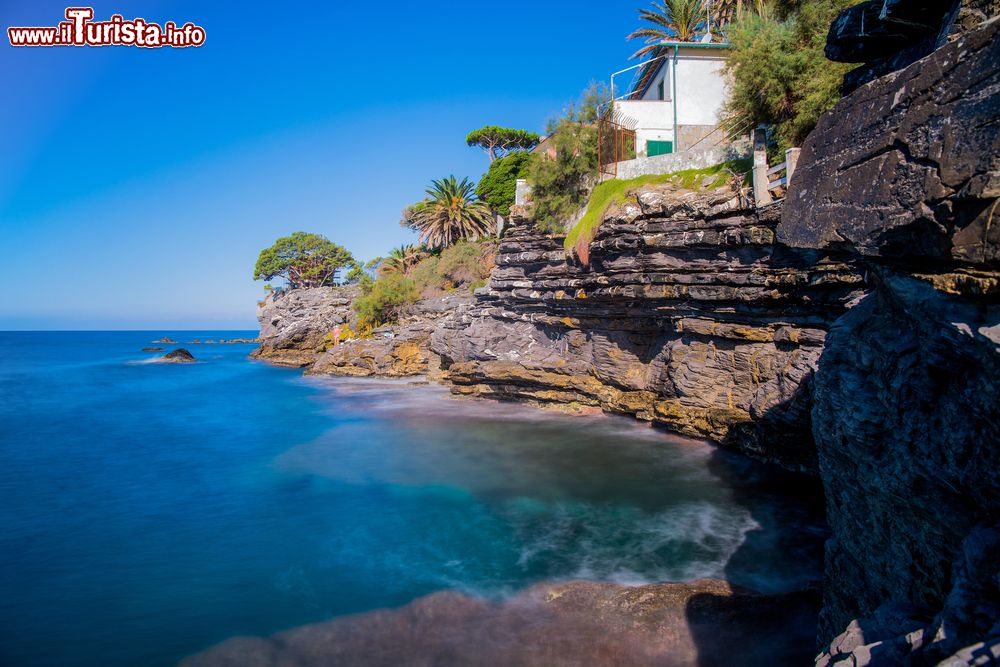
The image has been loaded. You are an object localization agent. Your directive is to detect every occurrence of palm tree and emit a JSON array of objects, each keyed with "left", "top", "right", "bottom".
[
  {"left": 380, "top": 244, "right": 426, "bottom": 275},
  {"left": 406, "top": 176, "right": 494, "bottom": 250},
  {"left": 628, "top": 0, "right": 707, "bottom": 58}
]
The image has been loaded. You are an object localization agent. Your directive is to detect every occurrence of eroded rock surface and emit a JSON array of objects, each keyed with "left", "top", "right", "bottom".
[
  {"left": 783, "top": 16, "right": 1000, "bottom": 660},
  {"left": 181, "top": 579, "right": 820, "bottom": 667},
  {"left": 308, "top": 294, "right": 472, "bottom": 378},
  {"left": 432, "top": 188, "right": 865, "bottom": 472},
  {"left": 252, "top": 286, "right": 472, "bottom": 376},
  {"left": 252, "top": 286, "right": 360, "bottom": 367},
  {"left": 781, "top": 18, "right": 1000, "bottom": 268}
]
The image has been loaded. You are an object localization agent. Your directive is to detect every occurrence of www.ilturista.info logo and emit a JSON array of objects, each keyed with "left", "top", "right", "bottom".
[{"left": 8, "top": 8, "right": 205, "bottom": 48}]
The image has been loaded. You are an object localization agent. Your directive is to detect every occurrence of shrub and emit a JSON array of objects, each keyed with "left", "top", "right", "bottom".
[
  {"left": 353, "top": 273, "right": 419, "bottom": 328},
  {"left": 723, "top": 1, "right": 855, "bottom": 152},
  {"left": 525, "top": 82, "right": 607, "bottom": 234},
  {"left": 475, "top": 151, "right": 532, "bottom": 216},
  {"left": 409, "top": 240, "right": 496, "bottom": 296}
]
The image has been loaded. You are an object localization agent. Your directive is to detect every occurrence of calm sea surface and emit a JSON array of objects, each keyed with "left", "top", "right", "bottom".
[{"left": 0, "top": 331, "right": 827, "bottom": 666}]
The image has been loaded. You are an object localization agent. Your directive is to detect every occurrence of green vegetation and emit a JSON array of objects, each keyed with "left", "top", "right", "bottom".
[
  {"left": 475, "top": 151, "right": 531, "bottom": 217},
  {"left": 353, "top": 240, "right": 496, "bottom": 328},
  {"left": 380, "top": 244, "right": 427, "bottom": 276},
  {"left": 628, "top": 0, "right": 707, "bottom": 53},
  {"left": 402, "top": 176, "right": 495, "bottom": 249},
  {"left": 525, "top": 82, "right": 608, "bottom": 234},
  {"left": 564, "top": 158, "right": 750, "bottom": 255},
  {"left": 354, "top": 273, "right": 419, "bottom": 329},
  {"left": 723, "top": 0, "right": 856, "bottom": 151},
  {"left": 253, "top": 232, "right": 354, "bottom": 289},
  {"left": 408, "top": 240, "right": 495, "bottom": 294},
  {"left": 465, "top": 126, "right": 540, "bottom": 162}
]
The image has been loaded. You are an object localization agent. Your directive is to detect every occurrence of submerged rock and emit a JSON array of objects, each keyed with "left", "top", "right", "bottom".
[
  {"left": 161, "top": 348, "right": 196, "bottom": 363},
  {"left": 142, "top": 347, "right": 164, "bottom": 352},
  {"left": 181, "top": 579, "right": 820, "bottom": 667}
]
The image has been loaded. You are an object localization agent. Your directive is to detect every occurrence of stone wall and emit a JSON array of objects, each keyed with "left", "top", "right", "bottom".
[{"left": 613, "top": 142, "right": 748, "bottom": 181}]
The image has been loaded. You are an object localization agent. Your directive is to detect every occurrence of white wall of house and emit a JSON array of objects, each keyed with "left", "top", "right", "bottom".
[
  {"left": 614, "top": 47, "right": 729, "bottom": 156},
  {"left": 675, "top": 53, "right": 727, "bottom": 127}
]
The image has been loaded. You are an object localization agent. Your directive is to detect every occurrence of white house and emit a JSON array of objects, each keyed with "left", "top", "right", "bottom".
[{"left": 612, "top": 42, "right": 731, "bottom": 157}]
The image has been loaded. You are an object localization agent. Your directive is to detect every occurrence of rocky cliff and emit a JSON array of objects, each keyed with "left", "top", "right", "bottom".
[
  {"left": 781, "top": 15, "right": 1000, "bottom": 663},
  {"left": 431, "top": 189, "right": 865, "bottom": 472},
  {"left": 252, "top": 286, "right": 360, "bottom": 367},
  {"left": 252, "top": 285, "right": 470, "bottom": 377}
]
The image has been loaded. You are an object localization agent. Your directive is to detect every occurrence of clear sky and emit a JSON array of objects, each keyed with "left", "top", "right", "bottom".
[{"left": 1, "top": 0, "right": 645, "bottom": 329}]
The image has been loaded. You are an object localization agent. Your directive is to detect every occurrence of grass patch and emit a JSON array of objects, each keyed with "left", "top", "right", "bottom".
[{"left": 563, "top": 158, "right": 752, "bottom": 255}]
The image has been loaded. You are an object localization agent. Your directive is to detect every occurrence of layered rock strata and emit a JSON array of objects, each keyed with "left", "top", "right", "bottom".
[
  {"left": 252, "top": 286, "right": 360, "bottom": 367},
  {"left": 431, "top": 188, "right": 865, "bottom": 472}
]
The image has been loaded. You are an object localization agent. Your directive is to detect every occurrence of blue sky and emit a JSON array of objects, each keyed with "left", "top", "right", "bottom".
[{"left": 1, "top": 0, "right": 646, "bottom": 329}]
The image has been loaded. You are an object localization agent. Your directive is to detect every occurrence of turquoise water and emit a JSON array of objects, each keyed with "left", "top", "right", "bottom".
[{"left": 0, "top": 332, "right": 826, "bottom": 666}]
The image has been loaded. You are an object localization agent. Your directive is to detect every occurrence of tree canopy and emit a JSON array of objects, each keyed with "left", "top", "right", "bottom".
[
  {"left": 466, "top": 126, "right": 540, "bottom": 162},
  {"left": 723, "top": 0, "right": 855, "bottom": 151},
  {"left": 628, "top": 0, "right": 707, "bottom": 56},
  {"left": 402, "top": 176, "right": 495, "bottom": 249},
  {"left": 526, "top": 82, "right": 608, "bottom": 233},
  {"left": 475, "top": 151, "right": 532, "bottom": 216},
  {"left": 253, "top": 232, "right": 355, "bottom": 289}
]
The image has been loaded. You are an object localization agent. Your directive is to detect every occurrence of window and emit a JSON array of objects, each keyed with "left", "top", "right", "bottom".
[{"left": 657, "top": 79, "right": 665, "bottom": 101}]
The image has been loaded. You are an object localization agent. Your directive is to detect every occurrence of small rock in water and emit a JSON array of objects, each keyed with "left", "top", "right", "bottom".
[
  {"left": 161, "top": 348, "right": 196, "bottom": 363},
  {"left": 142, "top": 347, "right": 164, "bottom": 352},
  {"left": 152, "top": 337, "right": 177, "bottom": 344}
]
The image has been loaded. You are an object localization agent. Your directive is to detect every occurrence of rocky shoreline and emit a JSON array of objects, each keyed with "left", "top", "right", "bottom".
[
  {"left": 182, "top": 579, "right": 821, "bottom": 667},
  {"left": 249, "top": 13, "right": 1000, "bottom": 666}
]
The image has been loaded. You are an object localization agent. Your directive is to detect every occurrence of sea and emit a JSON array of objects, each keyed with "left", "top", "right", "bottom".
[{"left": 0, "top": 331, "right": 827, "bottom": 666}]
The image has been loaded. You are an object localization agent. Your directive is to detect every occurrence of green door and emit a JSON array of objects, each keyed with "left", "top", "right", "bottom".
[{"left": 647, "top": 140, "right": 673, "bottom": 157}]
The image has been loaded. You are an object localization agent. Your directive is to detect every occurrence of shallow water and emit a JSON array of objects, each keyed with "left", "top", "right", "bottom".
[{"left": 0, "top": 332, "right": 827, "bottom": 666}]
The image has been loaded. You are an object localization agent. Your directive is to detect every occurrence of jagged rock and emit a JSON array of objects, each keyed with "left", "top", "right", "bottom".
[
  {"left": 783, "top": 17, "right": 1000, "bottom": 655},
  {"left": 181, "top": 578, "right": 821, "bottom": 667},
  {"left": 781, "top": 18, "right": 1000, "bottom": 266},
  {"left": 161, "top": 348, "right": 196, "bottom": 363},
  {"left": 251, "top": 286, "right": 360, "bottom": 367},
  {"left": 815, "top": 526, "right": 1000, "bottom": 666},
  {"left": 307, "top": 324, "right": 435, "bottom": 378},
  {"left": 431, "top": 188, "right": 865, "bottom": 472},
  {"left": 811, "top": 268, "right": 1000, "bottom": 645}
]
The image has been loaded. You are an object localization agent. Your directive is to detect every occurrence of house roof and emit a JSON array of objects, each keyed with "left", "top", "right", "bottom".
[{"left": 628, "top": 41, "right": 730, "bottom": 99}]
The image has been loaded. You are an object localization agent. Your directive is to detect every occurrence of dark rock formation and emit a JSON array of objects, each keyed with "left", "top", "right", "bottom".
[
  {"left": 826, "top": 0, "right": 999, "bottom": 93},
  {"left": 252, "top": 286, "right": 360, "bottom": 367},
  {"left": 781, "top": 16, "right": 1000, "bottom": 661},
  {"left": 783, "top": 17, "right": 1000, "bottom": 269},
  {"left": 431, "top": 187, "right": 865, "bottom": 472},
  {"left": 142, "top": 347, "right": 164, "bottom": 352},
  {"left": 161, "top": 348, "right": 196, "bottom": 363},
  {"left": 181, "top": 579, "right": 820, "bottom": 667}
]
